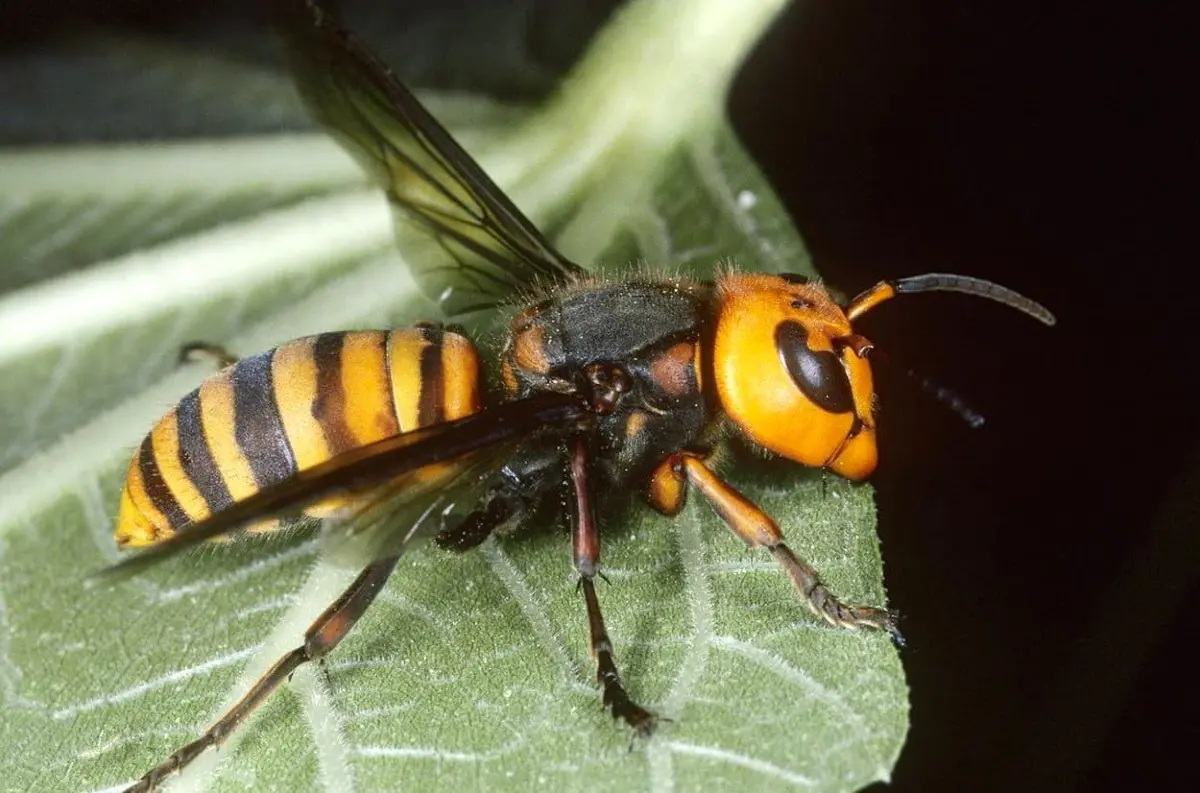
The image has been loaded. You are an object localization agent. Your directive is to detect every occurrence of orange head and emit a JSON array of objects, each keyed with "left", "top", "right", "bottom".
[{"left": 711, "top": 271, "right": 1055, "bottom": 481}]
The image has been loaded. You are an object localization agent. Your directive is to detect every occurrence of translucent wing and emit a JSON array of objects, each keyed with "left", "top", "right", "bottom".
[
  {"left": 321, "top": 441, "right": 512, "bottom": 567},
  {"left": 271, "top": 0, "right": 587, "bottom": 316},
  {"left": 98, "top": 392, "right": 583, "bottom": 579}
]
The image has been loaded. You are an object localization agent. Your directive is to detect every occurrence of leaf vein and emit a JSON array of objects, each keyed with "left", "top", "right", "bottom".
[
  {"left": 688, "top": 134, "right": 784, "bottom": 272},
  {"left": 293, "top": 664, "right": 356, "bottom": 793},
  {"left": 663, "top": 740, "right": 816, "bottom": 787},
  {"left": 50, "top": 646, "right": 257, "bottom": 720},
  {"left": 647, "top": 504, "right": 716, "bottom": 793},
  {"left": 481, "top": 537, "right": 581, "bottom": 687},
  {"left": 710, "top": 635, "right": 866, "bottom": 726}
]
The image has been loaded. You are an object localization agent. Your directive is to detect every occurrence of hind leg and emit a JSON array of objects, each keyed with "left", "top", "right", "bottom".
[{"left": 178, "top": 342, "right": 238, "bottom": 368}]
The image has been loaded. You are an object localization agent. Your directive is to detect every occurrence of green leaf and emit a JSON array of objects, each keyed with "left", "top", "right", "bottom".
[{"left": 0, "top": 1, "right": 908, "bottom": 791}]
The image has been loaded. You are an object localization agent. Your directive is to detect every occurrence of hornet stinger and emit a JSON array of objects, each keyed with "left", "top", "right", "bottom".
[{"left": 105, "top": 1, "right": 1056, "bottom": 790}]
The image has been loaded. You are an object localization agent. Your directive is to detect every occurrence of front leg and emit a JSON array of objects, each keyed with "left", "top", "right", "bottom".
[
  {"left": 569, "top": 434, "right": 657, "bottom": 735},
  {"left": 649, "top": 452, "right": 902, "bottom": 644}
]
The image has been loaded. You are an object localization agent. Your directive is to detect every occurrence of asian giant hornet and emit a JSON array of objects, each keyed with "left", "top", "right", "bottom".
[{"left": 106, "top": 1, "right": 1056, "bottom": 790}]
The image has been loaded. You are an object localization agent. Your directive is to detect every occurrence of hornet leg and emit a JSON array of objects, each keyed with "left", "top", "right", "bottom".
[
  {"left": 649, "top": 453, "right": 902, "bottom": 644},
  {"left": 570, "top": 434, "right": 656, "bottom": 735},
  {"left": 179, "top": 341, "right": 239, "bottom": 368},
  {"left": 435, "top": 493, "right": 513, "bottom": 553},
  {"left": 123, "top": 555, "right": 400, "bottom": 793}
]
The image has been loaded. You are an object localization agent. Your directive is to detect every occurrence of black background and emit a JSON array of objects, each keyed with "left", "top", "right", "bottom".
[
  {"left": 732, "top": 4, "right": 1194, "bottom": 792},
  {"left": 2, "top": 2, "right": 1193, "bottom": 792}
]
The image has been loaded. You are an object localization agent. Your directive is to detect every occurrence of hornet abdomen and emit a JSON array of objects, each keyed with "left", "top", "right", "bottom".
[{"left": 115, "top": 327, "right": 483, "bottom": 548}]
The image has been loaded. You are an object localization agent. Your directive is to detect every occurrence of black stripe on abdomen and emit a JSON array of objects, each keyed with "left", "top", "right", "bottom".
[
  {"left": 177, "top": 388, "right": 233, "bottom": 514},
  {"left": 417, "top": 326, "right": 445, "bottom": 427},
  {"left": 138, "top": 435, "right": 191, "bottom": 530},
  {"left": 312, "top": 332, "right": 357, "bottom": 454},
  {"left": 232, "top": 350, "right": 297, "bottom": 488}
]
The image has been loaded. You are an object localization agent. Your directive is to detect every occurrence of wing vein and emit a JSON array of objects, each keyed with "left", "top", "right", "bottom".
[{"left": 272, "top": 0, "right": 586, "bottom": 315}]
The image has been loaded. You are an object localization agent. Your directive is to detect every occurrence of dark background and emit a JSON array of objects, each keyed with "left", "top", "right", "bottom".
[
  {"left": 732, "top": 4, "right": 1193, "bottom": 792},
  {"left": 1, "top": 2, "right": 1192, "bottom": 792}
]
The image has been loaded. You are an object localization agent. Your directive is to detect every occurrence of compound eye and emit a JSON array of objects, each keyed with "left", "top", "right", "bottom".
[{"left": 775, "top": 321, "right": 854, "bottom": 414}]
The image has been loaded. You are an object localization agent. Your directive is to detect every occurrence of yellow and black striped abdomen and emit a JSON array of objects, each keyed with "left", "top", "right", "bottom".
[{"left": 115, "top": 327, "right": 483, "bottom": 548}]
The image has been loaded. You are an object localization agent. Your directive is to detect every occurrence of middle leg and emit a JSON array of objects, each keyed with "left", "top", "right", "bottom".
[{"left": 569, "top": 434, "right": 656, "bottom": 734}]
